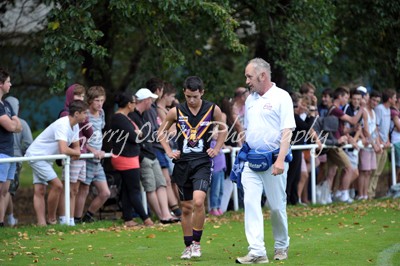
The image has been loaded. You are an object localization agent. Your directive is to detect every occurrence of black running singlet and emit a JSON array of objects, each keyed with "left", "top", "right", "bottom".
[{"left": 175, "top": 100, "right": 215, "bottom": 159}]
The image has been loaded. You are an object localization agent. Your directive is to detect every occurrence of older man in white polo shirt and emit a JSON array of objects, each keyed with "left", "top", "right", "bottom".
[{"left": 236, "top": 58, "right": 295, "bottom": 264}]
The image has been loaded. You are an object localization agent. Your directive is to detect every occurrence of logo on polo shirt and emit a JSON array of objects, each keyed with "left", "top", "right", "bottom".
[{"left": 263, "top": 102, "right": 272, "bottom": 110}]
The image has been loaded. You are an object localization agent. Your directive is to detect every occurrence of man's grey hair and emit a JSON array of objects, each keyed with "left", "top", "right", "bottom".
[{"left": 248, "top": 58, "right": 271, "bottom": 77}]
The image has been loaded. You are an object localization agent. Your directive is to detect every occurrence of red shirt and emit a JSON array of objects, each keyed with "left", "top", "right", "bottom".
[{"left": 330, "top": 106, "right": 345, "bottom": 140}]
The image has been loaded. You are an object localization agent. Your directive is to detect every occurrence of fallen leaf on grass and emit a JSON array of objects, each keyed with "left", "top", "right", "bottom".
[
  {"left": 17, "top": 232, "right": 30, "bottom": 240},
  {"left": 104, "top": 254, "right": 113, "bottom": 259}
]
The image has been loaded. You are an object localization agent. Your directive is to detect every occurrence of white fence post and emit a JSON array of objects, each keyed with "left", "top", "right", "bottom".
[
  {"left": 310, "top": 147, "right": 317, "bottom": 204},
  {"left": 141, "top": 184, "right": 148, "bottom": 215},
  {"left": 64, "top": 156, "right": 71, "bottom": 225},
  {"left": 231, "top": 148, "right": 239, "bottom": 211},
  {"left": 391, "top": 144, "right": 397, "bottom": 186}
]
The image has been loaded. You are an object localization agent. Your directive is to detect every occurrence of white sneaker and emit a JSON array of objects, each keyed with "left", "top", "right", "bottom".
[
  {"left": 180, "top": 246, "right": 191, "bottom": 260},
  {"left": 69, "top": 218, "right": 75, "bottom": 226},
  {"left": 274, "top": 248, "right": 288, "bottom": 260},
  {"left": 333, "top": 190, "right": 343, "bottom": 201},
  {"left": 190, "top": 241, "right": 202, "bottom": 258},
  {"left": 236, "top": 253, "right": 269, "bottom": 264},
  {"left": 349, "top": 188, "right": 356, "bottom": 199},
  {"left": 7, "top": 215, "right": 18, "bottom": 226},
  {"left": 59, "top": 216, "right": 67, "bottom": 225},
  {"left": 326, "top": 193, "right": 333, "bottom": 204},
  {"left": 339, "top": 191, "right": 353, "bottom": 203}
]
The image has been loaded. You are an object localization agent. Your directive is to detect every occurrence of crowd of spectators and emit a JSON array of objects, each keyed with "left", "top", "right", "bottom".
[{"left": 0, "top": 67, "right": 398, "bottom": 228}]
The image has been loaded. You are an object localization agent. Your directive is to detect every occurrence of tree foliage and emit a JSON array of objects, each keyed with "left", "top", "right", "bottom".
[
  {"left": 332, "top": 0, "right": 400, "bottom": 89},
  {"left": 41, "top": 0, "right": 245, "bottom": 93},
  {"left": 0, "top": 0, "right": 399, "bottom": 129},
  {"left": 232, "top": 0, "right": 338, "bottom": 90}
]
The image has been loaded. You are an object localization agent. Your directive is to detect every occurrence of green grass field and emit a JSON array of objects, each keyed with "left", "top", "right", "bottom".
[{"left": 1, "top": 200, "right": 399, "bottom": 265}]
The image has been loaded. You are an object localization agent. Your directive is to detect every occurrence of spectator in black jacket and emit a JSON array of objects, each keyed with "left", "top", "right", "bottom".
[
  {"left": 110, "top": 92, "right": 154, "bottom": 227},
  {"left": 286, "top": 92, "right": 319, "bottom": 205}
]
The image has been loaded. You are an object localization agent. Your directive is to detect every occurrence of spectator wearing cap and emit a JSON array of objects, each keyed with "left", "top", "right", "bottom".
[
  {"left": 341, "top": 89, "right": 364, "bottom": 198},
  {"left": 128, "top": 88, "right": 180, "bottom": 224},
  {"left": 357, "top": 86, "right": 370, "bottom": 106}
]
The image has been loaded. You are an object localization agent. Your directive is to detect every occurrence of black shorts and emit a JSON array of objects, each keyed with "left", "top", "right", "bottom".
[{"left": 172, "top": 157, "right": 213, "bottom": 201}]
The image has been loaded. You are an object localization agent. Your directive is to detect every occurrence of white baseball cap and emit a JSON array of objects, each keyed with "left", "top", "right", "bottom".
[
  {"left": 135, "top": 88, "right": 158, "bottom": 100},
  {"left": 356, "top": 86, "right": 368, "bottom": 95}
]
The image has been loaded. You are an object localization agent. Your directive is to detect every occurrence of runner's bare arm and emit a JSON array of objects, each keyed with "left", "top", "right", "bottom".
[
  {"left": 157, "top": 107, "right": 181, "bottom": 159},
  {"left": 207, "top": 105, "right": 228, "bottom": 158}
]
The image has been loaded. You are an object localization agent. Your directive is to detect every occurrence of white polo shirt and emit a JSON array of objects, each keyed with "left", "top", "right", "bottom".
[{"left": 244, "top": 83, "right": 295, "bottom": 151}]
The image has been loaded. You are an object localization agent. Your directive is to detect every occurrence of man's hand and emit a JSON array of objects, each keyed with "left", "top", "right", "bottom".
[
  {"left": 348, "top": 136, "right": 359, "bottom": 150},
  {"left": 338, "top": 135, "right": 348, "bottom": 145},
  {"left": 362, "top": 138, "right": 369, "bottom": 148},
  {"left": 135, "top": 129, "right": 143, "bottom": 138},
  {"left": 360, "top": 99, "right": 367, "bottom": 108},
  {"left": 94, "top": 150, "right": 105, "bottom": 159},
  {"left": 373, "top": 142, "right": 383, "bottom": 154},
  {"left": 384, "top": 140, "right": 391, "bottom": 149},
  {"left": 272, "top": 159, "right": 285, "bottom": 176},
  {"left": 71, "top": 154, "right": 80, "bottom": 161},
  {"left": 167, "top": 150, "right": 181, "bottom": 160}
]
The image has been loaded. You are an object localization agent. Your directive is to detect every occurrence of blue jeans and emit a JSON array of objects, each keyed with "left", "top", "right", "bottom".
[{"left": 210, "top": 170, "right": 224, "bottom": 209}]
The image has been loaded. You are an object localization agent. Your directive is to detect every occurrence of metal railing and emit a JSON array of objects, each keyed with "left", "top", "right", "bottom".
[
  {"left": 0, "top": 153, "right": 146, "bottom": 225},
  {"left": 224, "top": 143, "right": 397, "bottom": 206},
  {"left": 0, "top": 144, "right": 397, "bottom": 225}
]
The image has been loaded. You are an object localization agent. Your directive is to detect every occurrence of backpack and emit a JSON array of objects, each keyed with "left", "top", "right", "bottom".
[{"left": 313, "top": 106, "right": 339, "bottom": 146}]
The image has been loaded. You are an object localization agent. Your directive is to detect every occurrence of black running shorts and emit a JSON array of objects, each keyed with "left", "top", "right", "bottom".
[{"left": 172, "top": 157, "right": 213, "bottom": 201}]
